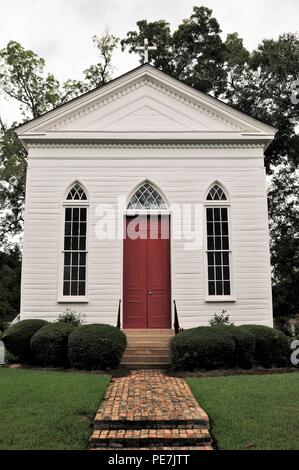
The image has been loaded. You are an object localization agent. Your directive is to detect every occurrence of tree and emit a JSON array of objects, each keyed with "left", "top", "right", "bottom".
[
  {"left": 122, "top": 6, "right": 227, "bottom": 95},
  {"left": 0, "top": 33, "right": 119, "bottom": 248},
  {"left": 0, "top": 119, "right": 26, "bottom": 245},
  {"left": 0, "top": 245, "right": 21, "bottom": 321},
  {"left": 268, "top": 163, "right": 299, "bottom": 316},
  {"left": 83, "top": 32, "right": 119, "bottom": 90}
]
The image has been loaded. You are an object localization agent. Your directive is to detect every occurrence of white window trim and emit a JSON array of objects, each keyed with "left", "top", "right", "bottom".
[
  {"left": 204, "top": 199, "right": 236, "bottom": 302},
  {"left": 57, "top": 198, "right": 90, "bottom": 303}
]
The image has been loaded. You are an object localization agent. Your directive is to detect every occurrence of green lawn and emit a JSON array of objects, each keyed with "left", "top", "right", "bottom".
[
  {"left": 188, "top": 373, "right": 299, "bottom": 450},
  {"left": 0, "top": 368, "right": 110, "bottom": 450}
]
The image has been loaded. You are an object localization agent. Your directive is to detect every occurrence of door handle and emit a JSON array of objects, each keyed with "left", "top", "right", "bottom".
[{"left": 148, "top": 291, "right": 152, "bottom": 295}]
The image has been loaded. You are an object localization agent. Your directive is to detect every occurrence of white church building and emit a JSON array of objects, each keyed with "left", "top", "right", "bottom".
[{"left": 16, "top": 64, "right": 276, "bottom": 329}]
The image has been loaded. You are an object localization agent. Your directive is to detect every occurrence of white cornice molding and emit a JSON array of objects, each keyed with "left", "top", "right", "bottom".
[{"left": 27, "top": 141, "right": 265, "bottom": 149}]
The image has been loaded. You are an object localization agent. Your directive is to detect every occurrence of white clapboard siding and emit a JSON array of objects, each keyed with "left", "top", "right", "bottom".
[{"left": 20, "top": 147, "right": 273, "bottom": 327}]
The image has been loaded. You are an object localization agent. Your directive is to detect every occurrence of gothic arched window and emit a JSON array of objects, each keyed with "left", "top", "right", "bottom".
[
  {"left": 127, "top": 182, "right": 167, "bottom": 210},
  {"left": 62, "top": 183, "right": 88, "bottom": 297},
  {"left": 206, "top": 183, "right": 227, "bottom": 201},
  {"left": 205, "top": 183, "right": 231, "bottom": 297}
]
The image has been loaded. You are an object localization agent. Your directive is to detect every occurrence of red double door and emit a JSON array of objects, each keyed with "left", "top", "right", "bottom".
[{"left": 123, "top": 215, "right": 171, "bottom": 329}]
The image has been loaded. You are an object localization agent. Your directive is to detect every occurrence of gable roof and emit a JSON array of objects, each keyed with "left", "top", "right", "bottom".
[{"left": 15, "top": 64, "right": 277, "bottom": 146}]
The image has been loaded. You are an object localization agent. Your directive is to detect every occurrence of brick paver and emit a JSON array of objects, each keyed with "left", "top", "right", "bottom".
[
  {"left": 94, "top": 370, "right": 209, "bottom": 426},
  {"left": 90, "top": 370, "right": 212, "bottom": 450}
]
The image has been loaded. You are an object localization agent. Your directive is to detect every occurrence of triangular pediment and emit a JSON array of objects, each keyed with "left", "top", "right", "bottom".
[{"left": 16, "top": 64, "right": 276, "bottom": 142}]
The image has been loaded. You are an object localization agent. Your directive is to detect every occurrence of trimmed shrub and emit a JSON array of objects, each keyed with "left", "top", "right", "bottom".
[
  {"left": 240, "top": 325, "right": 290, "bottom": 367},
  {"left": 68, "top": 324, "right": 127, "bottom": 370},
  {"left": 31, "top": 322, "right": 76, "bottom": 367},
  {"left": 170, "top": 326, "right": 235, "bottom": 371},
  {"left": 2, "top": 319, "right": 48, "bottom": 363},
  {"left": 214, "top": 325, "right": 256, "bottom": 369}
]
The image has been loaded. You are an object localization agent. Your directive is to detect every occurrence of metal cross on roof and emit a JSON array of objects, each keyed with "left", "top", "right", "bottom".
[{"left": 136, "top": 38, "right": 157, "bottom": 63}]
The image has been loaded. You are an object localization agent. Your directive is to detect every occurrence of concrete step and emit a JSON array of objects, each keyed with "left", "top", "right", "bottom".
[
  {"left": 123, "top": 349, "right": 170, "bottom": 357},
  {"left": 90, "top": 428, "right": 211, "bottom": 448},
  {"left": 126, "top": 339, "right": 172, "bottom": 347},
  {"left": 121, "top": 355, "right": 170, "bottom": 364},
  {"left": 125, "top": 329, "right": 174, "bottom": 335}
]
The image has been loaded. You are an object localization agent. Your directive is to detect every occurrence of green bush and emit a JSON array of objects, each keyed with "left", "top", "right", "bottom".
[
  {"left": 31, "top": 322, "right": 76, "bottom": 367},
  {"left": 170, "top": 326, "right": 235, "bottom": 371},
  {"left": 57, "top": 308, "right": 86, "bottom": 327},
  {"left": 240, "top": 325, "right": 290, "bottom": 367},
  {"left": 2, "top": 319, "right": 48, "bottom": 363},
  {"left": 68, "top": 324, "right": 127, "bottom": 370},
  {"left": 215, "top": 325, "right": 256, "bottom": 369}
]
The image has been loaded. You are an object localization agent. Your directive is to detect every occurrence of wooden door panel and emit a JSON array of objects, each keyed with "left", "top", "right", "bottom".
[
  {"left": 123, "top": 217, "right": 147, "bottom": 328},
  {"left": 123, "top": 215, "right": 171, "bottom": 329},
  {"left": 147, "top": 216, "right": 171, "bottom": 328}
]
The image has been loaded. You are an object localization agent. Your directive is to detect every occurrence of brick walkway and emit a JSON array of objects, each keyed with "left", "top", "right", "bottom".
[{"left": 90, "top": 370, "right": 212, "bottom": 450}]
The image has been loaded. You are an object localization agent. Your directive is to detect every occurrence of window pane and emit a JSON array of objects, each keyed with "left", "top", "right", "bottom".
[
  {"left": 72, "top": 222, "right": 79, "bottom": 236},
  {"left": 207, "top": 222, "right": 214, "bottom": 235},
  {"left": 64, "top": 252, "right": 71, "bottom": 266},
  {"left": 79, "top": 267, "right": 85, "bottom": 280},
  {"left": 71, "top": 267, "right": 78, "bottom": 280},
  {"left": 79, "top": 237, "right": 86, "bottom": 250},
  {"left": 72, "top": 252, "right": 79, "bottom": 266},
  {"left": 214, "top": 222, "right": 221, "bottom": 235},
  {"left": 223, "top": 266, "right": 230, "bottom": 280},
  {"left": 63, "top": 282, "right": 70, "bottom": 296},
  {"left": 222, "top": 222, "right": 228, "bottom": 235},
  {"left": 224, "top": 281, "right": 231, "bottom": 295},
  {"left": 64, "top": 267, "right": 70, "bottom": 281},
  {"left": 207, "top": 237, "right": 214, "bottom": 250},
  {"left": 222, "top": 237, "right": 229, "bottom": 250},
  {"left": 208, "top": 267, "right": 215, "bottom": 280},
  {"left": 80, "top": 252, "right": 86, "bottom": 265},
  {"left": 71, "top": 282, "right": 78, "bottom": 296},
  {"left": 65, "top": 208, "right": 72, "bottom": 221},
  {"left": 215, "top": 237, "right": 221, "bottom": 250},
  {"left": 73, "top": 208, "right": 79, "bottom": 222},
  {"left": 65, "top": 222, "right": 71, "bottom": 235},
  {"left": 71, "top": 237, "right": 79, "bottom": 250},
  {"left": 223, "top": 252, "right": 229, "bottom": 265},
  {"left": 80, "top": 222, "right": 86, "bottom": 236},
  {"left": 208, "top": 281, "right": 215, "bottom": 295},
  {"left": 79, "top": 282, "right": 85, "bottom": 296},
  {"left": 221, "top": 208, "right": 228, "bottom": 221},
  {"left": 215, "top": 252, "right": 222, "bottom": 265},
  {"left": 64, "top": 237, "right": 71, "bottom": 251},
  {"left": 206, "top": 208, "right": 213, "bottom": 222},
  {"left": 80, "top": 208, "right": 87, "bottom": 221},
  {"left": 216, "top": 281, "right": 223, "bottom": 295},
  {"left": 216, "top": 266, "right": 222, "bottom": 280},
  {"left": 214, "top": 208, "right": 220, "bottom": 221},
  {"left": 207, "top": 252, "right": 214, "bottom": 265}
]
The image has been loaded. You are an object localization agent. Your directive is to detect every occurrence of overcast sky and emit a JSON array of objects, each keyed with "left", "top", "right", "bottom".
[{"left": 0, "top": 0, "right": 298, "bottom": 123}]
